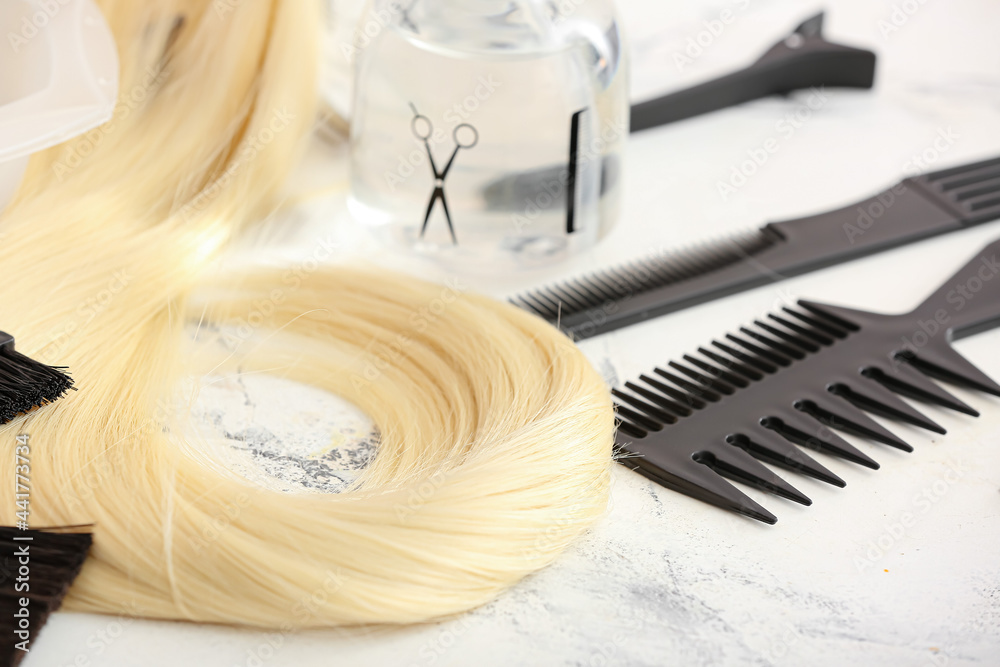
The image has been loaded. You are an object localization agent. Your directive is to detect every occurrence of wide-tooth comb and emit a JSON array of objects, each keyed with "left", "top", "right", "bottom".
[
  {"left": 614, "top": 238, "right": 1000, "bottom": 523},
  {"left": 512, "top": 155, "right": 1000, "bottom": 340}
]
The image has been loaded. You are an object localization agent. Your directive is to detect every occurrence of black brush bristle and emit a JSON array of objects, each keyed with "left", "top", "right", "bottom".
[
  {"left": 0, "top": 527, "right": 93, "bottom": 666},
  {"left": 0, "top": 334, "right": 74, "bottom": 425}
]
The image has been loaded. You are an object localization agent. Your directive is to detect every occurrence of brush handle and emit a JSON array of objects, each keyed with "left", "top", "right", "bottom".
[
  {"left": 0, "top": 331, "right": 12, "bottom": 349},
  {"left": 912, "top": 238, "right": 1000, "bottom": 340},
  {"left": 631, "top": 15, "right": 875, "bottom": 132}
]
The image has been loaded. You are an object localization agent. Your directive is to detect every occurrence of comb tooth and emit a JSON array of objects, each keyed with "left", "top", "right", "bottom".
[
  {"left": 968, "top": 193, "right": 1000, "bottom": 211},
  {"left": 611, "top": 389, "right": 678, "bottom": 425},
  {"left": 698, "top": 447, "right": 811, "bottom": 506},
  {"left": 740, "top": 327, "right": 805, "bottom": 360},
  {"left": 712, "top": 340, "right": 777, "bottom": 374},
  {"left": 949, "top": 175, "right": 1000, "bottom": 200},
  {"left": 768, "top": 313, "right": 834, "bottom": 346},
  {"left": 547, "top": 285, "right": 588, "bottom": 311},
  {"left": 632, "top": 260, "right": 676, "bottom": 289},
  {"left": 616, "top": 420, "right": 647, "bottom": 439},
  {"left": 613, "top": 404, "right": 663, "bottom": 432},
  {"left": 797, "top": 300, "right": 863, "bottom": 331},
  {"left": 727, "top": 333, "right": 792, "bottom": 367},
  {"left": 754, "top": 320, "right": 820, "bottom": 353},
  {"left": 685, "top": 354, "right": 750, "bottom": 388},
  {"left": 567, "top": 278, "right": 612, "bottom": 308},
  {"left": 795, "top": 398, "right": 912, "bottom": 452},
  {"left": 525, "top": 289, "right": 562, "bottom": 316},
  {"left": 697, "top": 347, "right": 763, "bottom": 382},
  {"left": 626, "top": 455, "right": 778, "bottom": 524},
  {"left": 527, "top": 227, "right": 782, "bottom": 324},
  {"left": 584, "top": 272, "right": 624, "bottom": 300},
  {"left": 515, "top": 292, "right": 557, "bottom": 318},
  {"left": 828, "top": 383, "right": 946, "bottom": 434},
  {"left": 782, "top": 307, "right": 848, "bottom": 339},
  {"left": 639, "top": 374, "right": 706, "bottom": 411},
  {"left": 566, "top": 276, "right": 607, "bottom": 301},
  {"left": 935, "top": 163, "right": 1000, "bottom": 189},
  {"left": 625, "top": 380, "right": 693, "bottom": 417},
  {"left": 864, "top": 365, "right": 979, "bottom": 417},
  {"left": 898, "top": 349, "right": 1000, "bottom": 397},
  {"left": 535, "top": 286, "right": 569, "bottom": 310},
  {"left": 554, "top": 281, "right": 594, "bottom": 310},
  {"left": 765, "top": 411, "right": 880, "bottom": 470},
  {"left": 668, "top": 361, "right": 736, "bottom": 395},
  {"left": 624, "top": 258, "right": 662, "bottom": 285},
  {"left": 730, "top": 428, "right": 845, "bottom": 487},
  {"left": 948, "top": 174, "right": 1000, "bottom": 201},
  {"left": 654, "top": 367, "right": 722, "bottom": 403}
]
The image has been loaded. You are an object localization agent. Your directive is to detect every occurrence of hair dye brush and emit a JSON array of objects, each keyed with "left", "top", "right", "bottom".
[
  {"left": 513, "top": 155, "right": 1000, "bottom": 340},
  {"left": 0, "top": 333, "right": 74, "bottom": 424},
  {"left": 0, "top": 527, "right": 93, "bottom": 666},
  {"left": 612, "top": 238, "right": 1000, "bottom": 523}
]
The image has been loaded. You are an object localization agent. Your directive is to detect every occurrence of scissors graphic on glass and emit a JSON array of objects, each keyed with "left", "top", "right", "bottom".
[{"left": 409, "top": 102, "right": 479, "bottom": 245}]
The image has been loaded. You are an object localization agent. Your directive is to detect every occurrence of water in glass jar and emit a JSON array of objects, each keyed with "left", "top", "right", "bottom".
[{"left": 349, "top": 7, "right": 627, "bottom": 273}]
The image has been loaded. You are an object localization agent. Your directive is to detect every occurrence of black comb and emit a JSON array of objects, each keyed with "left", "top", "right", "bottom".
[
  {"left": 613, "top": 238, "right": 1000, "bottom": 524},
  {"left": 512, "top": 155, "right": 1000, "bottom": 340}
]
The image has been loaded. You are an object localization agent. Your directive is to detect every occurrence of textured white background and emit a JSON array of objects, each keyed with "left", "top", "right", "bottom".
[{"left": 29, "top": 0, "right": 1000, "bottom": 665}]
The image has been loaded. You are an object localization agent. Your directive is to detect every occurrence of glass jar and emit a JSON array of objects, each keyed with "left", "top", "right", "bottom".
[{"left": 348, "top": 0, "right": 628, "bottom": 272}]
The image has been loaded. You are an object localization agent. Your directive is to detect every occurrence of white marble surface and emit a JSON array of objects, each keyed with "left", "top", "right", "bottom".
[{"left": 28, "top": 0, "right": 1000, "bottom": 665}]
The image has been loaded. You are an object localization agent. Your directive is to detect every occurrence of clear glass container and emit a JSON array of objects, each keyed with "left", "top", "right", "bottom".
[{"left": 348, "top": 0, "right": 628, "bottom": 272}]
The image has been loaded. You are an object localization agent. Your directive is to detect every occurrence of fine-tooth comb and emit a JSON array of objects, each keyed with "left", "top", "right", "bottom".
[
  {"left": 613, "top": 237, "right": 1000, "bottom": 524},
  {"left": 512, "top": 154, "right": 1000, "bottom": 340}
]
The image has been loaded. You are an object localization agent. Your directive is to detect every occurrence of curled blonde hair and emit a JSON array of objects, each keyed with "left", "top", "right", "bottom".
[{"left": 0, "top": 0, "right": 613, "bottom": 626}]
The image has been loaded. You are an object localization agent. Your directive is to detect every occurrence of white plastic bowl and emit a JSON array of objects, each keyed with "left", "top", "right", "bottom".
[{"left": 0, "top": 0, "right": 118, "bottom": 210}]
